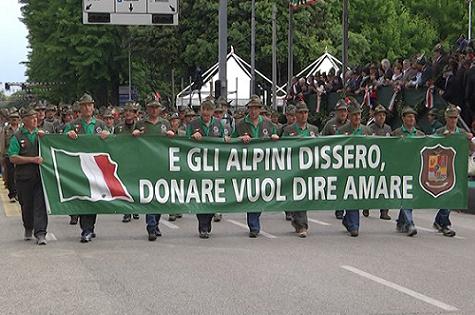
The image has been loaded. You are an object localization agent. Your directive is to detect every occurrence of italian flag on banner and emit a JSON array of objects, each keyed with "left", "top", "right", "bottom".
[{"left": 51, "top": 149, "right": 133, "bottom": 203}]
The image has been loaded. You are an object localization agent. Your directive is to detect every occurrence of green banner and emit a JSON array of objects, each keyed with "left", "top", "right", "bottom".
[{"left": 39, "top": 134, "right": 468, "bottom": 215}]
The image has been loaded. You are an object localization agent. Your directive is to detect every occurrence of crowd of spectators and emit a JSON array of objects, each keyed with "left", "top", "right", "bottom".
[{"left": 286, "top": 34, "right": 475, "bottom": 125}]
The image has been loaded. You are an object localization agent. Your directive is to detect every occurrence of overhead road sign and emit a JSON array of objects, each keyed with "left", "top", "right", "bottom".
[{"left": 83, "top": 0, "right": 178, "bottom": 26}]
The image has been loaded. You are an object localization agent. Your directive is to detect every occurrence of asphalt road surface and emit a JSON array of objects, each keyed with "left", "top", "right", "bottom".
[{"left": 1, "top": 189, "right": 474, "bottom": 314}]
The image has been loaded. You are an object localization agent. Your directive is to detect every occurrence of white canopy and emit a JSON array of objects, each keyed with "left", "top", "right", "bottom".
[
  {"left": 176, "top": 47, "right": 285, "bottom": 107},
  {"left": 279, "top": 50, "right": 348, "bottom": 91}
]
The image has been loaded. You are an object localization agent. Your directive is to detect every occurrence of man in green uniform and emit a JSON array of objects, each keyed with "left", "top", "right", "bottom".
[
  {"left": 64, "top": 93, "right": 110, "bottom": 243},
  {"left": 115, "top": 102, "right": 140, "bottom": 223},
  {"left": 8, "top": 108, "right": 48, "bottom": 245},
  {"left": 322, "top": 99, "right": 349, "bottom": 219},
  {"left": 281, "top": 102, "right": 318, "bottom": 238},
  {"left": 337, "top": 103, "right": 371, "bottom": 237},
  {"left": 392, "top": 107, "right": 425, "bottom": 237},
  {"left": 426, "top": 108, "right": 444, "bottom": 135},
  {"left": 366, "top": 105, "right": 392, "bottom": 220},
  {"left": 433, "top": 106, "right": 473, "bottom": 237},
  {"left": 102, "top": 109, "right": 115, "bottom": 133},
  {"left": 187, "top": 100, "right": 227, "bottom": 238},
  {"left": 133, "top": 100, "right": 175, "bottom": 241},
  {"left": 43, "top": 104, "right": 60, "bottom": 134},
  {"left": 4, "top": 111, "right": 20, "bottom": 202},
  {"left": 34, "top": 102, "right": 47, "bottom": 129},
  {"left": 233, "top": 95, "right": 279, "bottom": 238}
]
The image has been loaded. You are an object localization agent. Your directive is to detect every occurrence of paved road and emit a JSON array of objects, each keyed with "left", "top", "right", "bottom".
[{"left": 1, "top": 191, "right": 474, "bottom": 314}]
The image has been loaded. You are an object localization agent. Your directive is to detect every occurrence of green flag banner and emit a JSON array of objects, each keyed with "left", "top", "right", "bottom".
[{"left": 39, "top": 134, "right": 468, "bottom": 215}]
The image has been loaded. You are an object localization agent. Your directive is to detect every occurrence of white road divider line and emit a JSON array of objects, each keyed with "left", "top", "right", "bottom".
[
  {"left": 308, "top": 218, "right": 331, "bottom": 226},
  {"left": 46, "top": 233, "right": 57, "bottom": 241},
  {"left": 226, "top": 219, "right": 277, "bottom": 239},
  {"left": 341, "top": 265, "right": 458, "bottom": 312},
  {"left": 161, "top": 220, "right": 180, "bottom": 229}
]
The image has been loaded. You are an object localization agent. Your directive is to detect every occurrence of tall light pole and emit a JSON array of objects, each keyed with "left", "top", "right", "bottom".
[
  {"left": 287, "top": 5, "right": 294, "bottom": 93},
  {"left": 342, "top": 0, "right": 349, "bottom": 81},
  {"left": 219, "top": 0, "right": 228, "bottom": 100},
  {"left": 469, "top": 0, "right": 473, "bottom": 41},
  {"left": 250, "top": 0, "right": 256, "bottom": 96},
  {"left": 272, "top": 3, "right": 277, "bottom": 110}
]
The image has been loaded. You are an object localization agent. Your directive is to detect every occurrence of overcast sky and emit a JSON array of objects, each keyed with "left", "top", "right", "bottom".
[{"left": 0, "top": 0, "right": 28, "bottom": 84}]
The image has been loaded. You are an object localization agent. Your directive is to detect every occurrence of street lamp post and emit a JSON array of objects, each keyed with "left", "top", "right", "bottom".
[{"left": 469, "top": 0, "right": 473, "bottom": 41}]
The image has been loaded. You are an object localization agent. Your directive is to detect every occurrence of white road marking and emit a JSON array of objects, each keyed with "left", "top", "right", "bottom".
[
  {"left": 226, "top": 219, "right": 277, "bottom": 239},
  {"left": 341, "top": 265, "right": 459, "bottom": 312},
  {"left": 161, "top": 220, "right": 180, "bottom": 229},
  {"left": 46, "top": 233, "right": 57, "bottom": 241},
  {"left": 308, "top": 218, "right": 331, "bottom": 226}
]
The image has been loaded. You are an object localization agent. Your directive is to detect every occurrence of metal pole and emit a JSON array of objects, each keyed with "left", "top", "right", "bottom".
[
  {"left": 287, "top": 5, "right": 294, "bottom": 93},
  {"left": 219, "top": 0, "right": 228, "bottom": 99},
  {"left": 250, "top": 0, "right": 256, "bottom": 96},
  {"left": 470, "top": 0, "right": 473, "bottom": 41},
  {"left": 342, "top": 0, "right": 349, "bottom": 81},
  {"left": 272, "top": 3, "right": 277, "bottom": 110},
  {"left": 171, "top": 68, "right": 175, "bottom": 108},
  {"left": 128, "top": 40, "right": 132, "bottom": 101}
]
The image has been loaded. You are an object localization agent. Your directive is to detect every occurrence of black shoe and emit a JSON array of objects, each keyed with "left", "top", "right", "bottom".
[
  {"left": 168, "top": 215, "right": 176, "bottom": 222},
  {"left": 122, "top": 215, "right": 131, "bottom": 223},
  {"left": 36, "top": 234, "right": 47, "bottom": 245},
  {"left": 91, "top": 232, "right": 96, "bottom": 238},
  {"left": 433, "top": 222, "right": 443, "bottom": 232},
  {"left": 349, "top": 230, "right": 359, "bottom": 237},
  {"left": 24, "top": 229, "right": 33, "bottom": 241},
  {"left": 249, "top": 231, "right": 259, "bottom": 238},
  {"left": 176, "top": 214, "right": 183, "bottom": 219},
  {"left": 133, "top": 214, "right": 140, "bottom": 220},
  {"left": 407, "top": 225, "right": 417, "bottom": 237},
  {"left": 362, "top": 210, "right": 369, "bottom": 217},
  {"left": 335, "top": 211, "right": 344, "bottom": 220},
  {"left": 442, "top": 227, "right": 456, "bottom": 237},
  {"left": 199, "top": 231, "right": 210, "bottom": 239},
  {"left": 148, "top": 230, "right": 157, "bottom": 241},
  {"left": 69, "top": 216, "right": 78, "bottom": 225},
  {"left": 155, "top": 227, "right": 162, "bottom": 237},
  {"left": 285, "top": 213, "right": 292, "bottom": 221},
  {"left": 380, "top": 213, "right": 391, "bottom": 220},
  {"left": 80, "top": 233, "right": 92, "bottom": 243},
  {"left": 213, "top": 213, "right": 222, "bottom": 222}
]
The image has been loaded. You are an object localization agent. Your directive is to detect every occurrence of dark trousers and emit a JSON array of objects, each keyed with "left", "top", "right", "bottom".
[
  {"left": 292, "top": 211, "right": 308, "bottom": 230},
  {"left": 197, "top": 214, "right": 214, "bottom": 232},
  {"left": 5, "top": 158, "right": 16, "bottom": 199},
  {"left": 397, "top": 209, "right": 414, "bottom": 228},
  {"left": 146, "top": 214, "right": 161, "bottom": 232},
  {"left": 435, "top": 209, "right": 451, "bottom": 228},
  {"left": 16, "top": 177, "right": 47, "bottom": 237},
  {"left": 247, "top": 212, "right": 261, "bottom": 232},
  {"left": 80, "top": 215, "right": 97, "bottom": 236},
  {"left": 342, "top": 210, "right": 360, "bottom": 232}
]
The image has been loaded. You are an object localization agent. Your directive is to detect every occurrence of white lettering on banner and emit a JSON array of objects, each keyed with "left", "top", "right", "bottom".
[
  {"left": 224, "top": 148, "right": 292, "bottom": 172},
  {"left": 292, "top": 177, "right": 338, "bottom": 201},
  {"left": 297, "top": 144, "right": 382, "bottom": 170},
  {"left": 343, "top": 176, "right": 413, "bottom": 200},
  {"left": 139, "top": 179, "right": 227, "bottom": 204},
  {"left": 169, "top": 147, "right": 180, "bottom": 172},
  {"left": 231, "top": 178, "right": 286, "bottom": 202}
]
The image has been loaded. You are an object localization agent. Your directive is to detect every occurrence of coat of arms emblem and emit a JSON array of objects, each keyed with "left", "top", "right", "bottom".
[{"left": 419, "top": 145, "right": 456, "bottom": 198}]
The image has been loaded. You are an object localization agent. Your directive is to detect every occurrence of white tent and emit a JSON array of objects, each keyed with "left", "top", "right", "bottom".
[
  {"left": 279, "top": 49, "right": 348, "bottom": 91},
  {"left": 176, "top": 47, "right": 285, "bottom": 107}
]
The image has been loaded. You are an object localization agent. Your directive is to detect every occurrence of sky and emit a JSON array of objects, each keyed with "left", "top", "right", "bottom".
[{"left": 0, "top": 0, "right": 28, "bottom": 85}]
